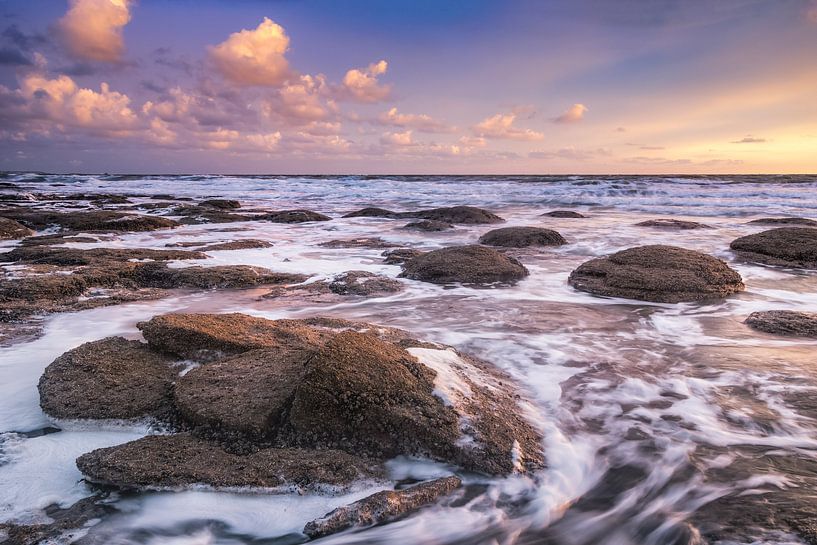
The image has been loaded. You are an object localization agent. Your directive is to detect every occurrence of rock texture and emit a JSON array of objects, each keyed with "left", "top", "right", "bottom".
[
  {"left": 382, "top": 248, "right": 425, "bottom": 264},
  {"left": 409, "top": 206, "right": 503, "bottom": 224},
  {"left": 399, "top": 245, "right": 528, "bottom": 284},
  {"left": 303, "top": 476, "right": 462, "bottom": 538},
  {"left": 38, "top": 337, "right": 176, "bottom": 420},
  {"left": 343, "top": 207, "right": 400, "bottom": 218},
  {"left": 479, "top": 226, "right": 567, "bottom": 248},
  {"left": 0, "top": 216, "right": 34, "bottom": 239},
  {"left": 541, "top": 210, "right": 585, "bottom": 218},
  {"left": 76, "top": 434, "right": 382, "bottom": 490},
  {"left": 730, "top": 228, "right": 817, "bottom": 269},
  {"left": 635, "top": 219, "right": 712, "bottom": 230},
  {"left": 260, "top": 210, "right": 331, "bottom": 223},
  {"left": 0, "top": 209, "right": 179, "bottom": 232},
  {"left": 200, "top": 199, "right": 241, "bottom": 209},
  {"left": 568, "top": 245, "right": 745, "bottom": 303},
  {"left": 745, "top": 310, "right": 817, "bottom": 338},
  {"left": 319, "top": 238, "right": 396, "bottom": 249},
  {"left": 747, "top": 217, "right": 817, "bottom": 227},
  {"left": 403, "top": 220, "right": 454, "bottom": 231}
]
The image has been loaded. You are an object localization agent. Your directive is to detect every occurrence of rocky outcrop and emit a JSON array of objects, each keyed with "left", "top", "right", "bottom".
[
  {"left": 303, "top": 476, "right": 462, "bottom": 538},
  {"left": 568, "top": 245, "right": 745, "bottom": 303},
  {"left": 343, "top": 207, "right": 399, "bottom": 218},
  {"left": 745, "top": 310, "right": 817, "bottom": 337},
  {"left": 38, "top": 337, "right": 176, "bottom": 420},
  {"left": 635, "top": 219, "right": 712, "bottom": 230},
  {"left": 730, "top": 228, "right": 817, "bottom": 269},
  {"left": 0, "top": 496, "right": 114, "bottom": 545},
  {"left": 479, "top": 226, "right": 567, "bottom": 248},
  {"left": 126, "top": 264, "right": 302, "bottom": 290},
  {"left": 260, "top": 210, "right": 331, "bottom": 223},
  {"left": 399, "top": 245, "right": 529, "bottom": 284},
  {"left": 0, "top": 209, "right": 179, "bottom": 232},
  {"left": 200, "top": 199, "right": 241, "bottom": 209},
  {"left": 0, "top": 246, "right": 206, "bottom": 266},
  {"left": 403, "top": 220, "right": 454, "bottom": 231},
  {"left": 196, "top": 239, "right": 272, "bottom": 251},
  {"left": 0, "top": 216, "right": 34, "bottom": 239},
  {"left": 382, "top": 248, "right": 425, "bottom": 264},
  {"left": 541, "top": 210, "right": 586, "bottom": 218},
  {"left": 319, "top": 238, "right": 397, "bottom": 249},
  {"left": 747, "top": 217, "right": 817, "bottom": 227},
  {"left": 326, "top": 271, "right": 403, "bottom": 295},
  {"left": 76, "top": 433, "right": 383, "bottom": 491},
  {"left": 409, "top": 206, "right": 504, "bottom": 224}
]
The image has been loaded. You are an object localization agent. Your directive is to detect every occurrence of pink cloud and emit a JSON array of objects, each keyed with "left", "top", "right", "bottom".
[
  {"left": 209, "top": 17, "right": 294, "bottom": 87},
  {"left": 339, "top": 60, "right": 391, "bottom": 102},
  {"left": 472, "top": 112, "right": 544, "bottom": 141},
  {"left": 57, "top": 0, "right": 133, "bottom": 63},
  {"left": 553, "top": 103, "right": 588, "bottom": 124},
  {"left": 377, "top": 107, "right": 454, "bottom": 133}
]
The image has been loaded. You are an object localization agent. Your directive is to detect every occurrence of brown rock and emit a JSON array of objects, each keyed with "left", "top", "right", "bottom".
[
  {"left": 125, "top": 263, "right": 303, "bottom": 289},
  {"left": 200, "top": 199, "right": 241, "bottom": 209},
  {"left": 76, "top": 433, "right": 383, "bottom": 490},
  {"left": 0, "top": 209, "right": 179, "bottom": 232},
  {"left": 635, "top": 219, "right": 712, "bottom": 229},
  {"left": 319, "top": 237, "right": 397, "bottom": 249},
  {"left": 541, "top": 210, "right": 586, "bottom": 218},
  {"left": 382, "top": 248, "right": 425, "bottom": 264},
  {"left": 0, "top": 216, "right": 34, "bottom": 239},
  {"left": 479, "top": 226, "right": 567, "bottom": 247},
  {"left": 403, "top": 220, "right": 453, "bottom": 231},
  {"left": 260, "top": 210, "right": 331, "bottom": 223},
  {"left": 745, "top": 310, "right": 817, "bottom": 337},
  {"left": 303, "top": 476, "right": 462, "bottom": 538},
  {"left": 747, "top": 217, "right": 817, "bottom": 227},
  {"left": 569, "top": 245, "right": 745, "bottom": 303},
  {"left": 0, "top": 246, "right": 206, "bottom": 266},
  {"left": 327, "top": 271, "right": 403, "bottom": 296},
  {"left": 399, "top": 245, "right": 528, "bottom": 284},
  {"left": 730, "top": 228, "right": 817, "bottom": 269},
  {"left": 343, "top": 207, "right": 399, "bottom": 218},
  {"left": 196, "top": 239, "right": 272, "bottom": 251},
  {"left": 407, "top": 206, "right": 504, "bottom": 224},
  {"left": 0, "top": 496, "right": 113, "bottom": 545},
  {"left": 38, "top": 337, "right": 176, "bottom": 420}
]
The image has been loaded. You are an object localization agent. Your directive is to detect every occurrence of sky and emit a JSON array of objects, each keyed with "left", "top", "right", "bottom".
[{"left": 0, "top": 0, "right": 816, "bottom": 174}]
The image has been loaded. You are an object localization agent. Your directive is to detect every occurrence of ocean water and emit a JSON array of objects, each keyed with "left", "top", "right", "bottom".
[{"left": 1, "top": 173, "right": 816, "bottom": 544}]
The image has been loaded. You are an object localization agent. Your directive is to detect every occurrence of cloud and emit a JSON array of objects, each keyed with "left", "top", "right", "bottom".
[
  {"left": 57, "top": 0, "right": 132, "bottom": 63},
  {"left": 380, "top": 130, "right": 413, "bottom": 147},
  {"left": 0, "top": 47, "right": 30, "bottom": 66},
  {"left": 529, "top": 147, "right": 611, "bottom": 160},
  {"left": 472, "top": 112, "right": 544, "bottom": 141},
  {"left": 376, "top": 107, "right": 454, "bottom": 133},
  {"left": 209, "top": 17, "right": 294, "bottom": 87},
  {"left": 731, "top": 135, "right": 766, "bottom": 143},
  {"left": 808, "top": 0, "right": 817, "bottom": 23},
  {"left": 553, "top": 103, "right": 588, "bottom": 124},
  {"left": 340, "top": 60, "right": 391, "bottom": 102}
]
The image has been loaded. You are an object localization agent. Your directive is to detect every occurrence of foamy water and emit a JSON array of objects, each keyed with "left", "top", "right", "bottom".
[{"left": 1, "top": 173, "right": 816, "bottom": 544}]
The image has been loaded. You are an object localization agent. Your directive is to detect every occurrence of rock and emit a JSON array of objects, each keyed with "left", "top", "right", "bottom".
[
  {"left": 745, "top": 310, "right": 817, "bottom": 337},
  {"left": 399, "top": 245, "right": 528, "bottom": 284},
  {"left": 403, "top": 220, "right": 453, "bottom": 231},
  {"left": 0, "top": 216, "right": 34, "bottom": 239},
  {"left": 730, "top": 228, "right": 817, "bottom": 269},
  {"left": 303, "top": 476, "right": 462, "bottom": 538},
  {"left": 169, "top": 205, "right": 252, "bottom": 224},
  {"left": 76, "top": 433, "right": 383, "bottom": 490},
  {"left": 19, "top": 233, "right": 100, "bottom": 246},
  {"left": 568, "top": 245, "right": 745, "bottom": 303},
  {"left": 125, "top": 264, "right": 305, "bottom": 290},
  {"left": 382, "top": 248, "right": 425, "bottom": 265},
  {"left": 0, "top": 209, "right": 179, "bottom": 232},
  {"left": 91, "top": 195, "right": 131, "bottom": 205},
  {"left": 0, "top": 496, "right": 114, "bottom": 545},
  {"left": 635, "top": 219, "right": 712, "bottom": 229},
  {"left": 747, "top": 217, "right": 817, "bottom": 227},
  {"left": 196, "top": 239, "right": 272, "bottom": 251},
  {"left": 343, "top": 207, "right": 399, "bottom": 218},
  {"left": 137, "top": 312, "right": 329, "bottom": 360},
  {"left": 479, "top": 226, "right": 567, "bottom": 248},
  {"left": 319, "top": 237, "right": 397, "bottom": 249},
  {"left": 0, "top": 246, "right": 205, "bottom": 266},
  {"left": 200, "top": 199, "right": 241, "bottom": 209},
  {"left": 260, "top": 210, "right": 331, "bottom": 223},
  {"left": 327, "top": 271, "right": 403, "bottom": 296},
  {"left": 408, "top": 206, "right": 504, "bottom": 224},
  {"left": 38, "top": 337, "right": 176, "bottom": 420},
  {"left": 541, "top": 210, "right": 586, "bottom": 218}
]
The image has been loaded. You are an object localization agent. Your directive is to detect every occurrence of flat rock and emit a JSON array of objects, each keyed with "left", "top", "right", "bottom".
[
  {"left": 327, "top": 271, "right": 403, "bottom": 296},
  {"left": 408, "top": 206, "right": 504, "bottom": 224},
  {"left": 635, "top": 219, "right": 712, "bottom": 229},
  {"left": 745, "top": 310, "right": 817, "bottom": 337},
  {"left": 126, "top": 264, "right": 303, "bottom": 290},
  {"left": 303, "top": 476, "right": 462, "bottom": 538},
  {"left": 196, "top": 239, "right": 272, "bottom": 251},
  {"left": 0, "top": 209, "right": 179, "bottom": 232},
  {"left": 399, "top": 245, "right": 529, "bottom": 284},
  {"left": 382, "top": 248, "right": 425, "bottom": 264},
  {"left": 137, "top": 312, "right": 329, "bottom": 360},
  {"left": 730, "top": 228, "right": 817, "bottom": 269},
  {"left": 260, "top": 210, "right": 331, "bottom": 223},
  {"left": 38, "top": 337, "right": 176, "bottom": 420},
  {"left": 747, "top": 217, "right": 817, "bottom": 227},
  {"left": 541, "top": 210, "right": 586, "bottom": 218},
  {"left": 0, "top": 246, "right": 205, "bottom": 266},
  {"left": 343, "top": 207, "right": 399, "bottom": 218},
  {"left": 568, "top": 245, "right": 745, "bottom": 303},
  {"left": 0, "top": 496, "right": 113, "bottom": 545},
  {"left": 403, "top": 220, "right": 454, "bottom": 231},
  {"left": 76, "top": 433, "right": 383, "bottom": 490},
  {"left": 200, "top": 199, "right": 241, "bottom": 209},
  {"left": 0, "top": 216, "right": 34, "bottom": 239},
  {"left": 479, "top": 226, "right": 567, "bottom": 247},
  {"left": 319, "top": 237, "right": 397, "bottom": 249}
]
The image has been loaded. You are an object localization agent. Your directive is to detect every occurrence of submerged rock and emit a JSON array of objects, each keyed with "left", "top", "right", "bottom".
[
  {"left": 399, "top": 245, "right": 528, "bottom": 284},
  {"left": 126, "top": 263, "right": 303, "bottom": 290},
  {"left": 38, "top": 337, "right": 176, "bottom": 420},
  {"left": 303, "top": 476, "right": 462, "bottom": 538},
  {"left": 343, "top": 207, "right": 399, "bottom": 218},
  {"left": 479, "top": 226, "right": 567, "bottom": 247},
  {"left": 199, "top": 199, "right": 241, "bottom": 209},
  {"left": 730, "top": 227, "right": 817, "bottom": 269},
  {"left": 327, "top": 271, "right": 403, "bottom": 296},
  {"left": 0, "top": 246, "right": 206, "bottom": 266},
  {"left": 260, "top": 210, "right": 331, "bottom": 223},
  {"left": 747, "top": 217, "right": 817, "bottom": 227},
  {"left": 382, "top": 248, "right": 425, "bottom": 264},
  {"left": 403, "top": 220, "right": 454, "bottom": 231},
  {"left": 76, "top": 433, "right": 382, "bottom": 490},
  {"left": 745, "top": 310, "right": 817, "bottom": 338},
  {"left": 0, "top": 216, "right": 34, "bottom": 239},
  {"left": 0, "top": 209, "right": 179, "bottom": 232},
  {"left": 196, "top": 239, "right": 272, "bottom": 251},
  {"left": 0, "top": 496, "right": 114, "bottom": 545},
  {"left": 541, "top": 210, "right": 586, "bottom": 218},
  {"left": 568, "top": 245, "right": 745, "bottom": 303},
  {"left": 319, "top": 237, "right": 397, "bottom": 249},
  {"left": 408, "top": 205, "right": 504, "bottom": 224},
  {"left": 635, "top": 219, "right": 712, "bottom": 229}
]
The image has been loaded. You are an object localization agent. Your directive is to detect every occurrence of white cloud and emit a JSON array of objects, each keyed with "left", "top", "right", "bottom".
[
  {"left": 340, "top": 60, "right": 391, "bottom": 102},
  {"left": 57, "top": 0, "right": 132, "bottom": 62},
  {"left": 472, "top": 112, "right": 544, "bottom": 141},
  {"left": 553, "top": 103, "right": 588, "bottom": 124},
  {"left": 209, "top": 17, "right": 294, "bottom": 87},
  {"left": 380, "top": 130, "right": 413, "bottom": 147},
  {"left": 377, "top": 107, "right": 454, "bottom": 133}
]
